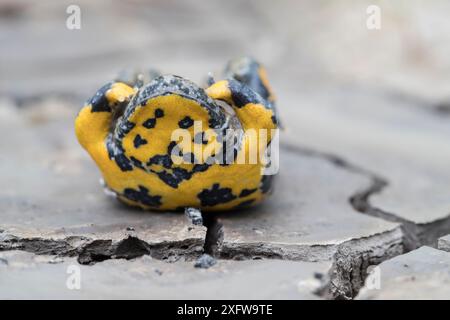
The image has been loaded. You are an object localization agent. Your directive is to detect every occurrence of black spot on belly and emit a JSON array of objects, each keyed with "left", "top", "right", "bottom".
[
  {"left": 133, "top": 134, "right": 147, "bottom": 148},
  {"left": 156, "top": 171, "right": 181, "bottom": 188},
  {"left": 193, "top": 163, "right": 209, "bottom": 173},
  {"left": 152, "top": 166, "right": 194, "bottom": 189},
  {"left": 155, "top": 108, "right": 164, "bottom": 118},
  {"left": 173, "top": 167, "right": 192, "bottom": 180},
  {"left": 197, "top": 183, "right": 237, "bottom": 206},
  {"left": 122, "top": 186, "right": 161, "bottom": 207},
  {"left": 147, "top": 154, "right": 172, "bottom": 169},
  {"left": 178, "top": 116, "right": 194, "bottom": 129},
  {"left": 239, "top": 188, "right": 257, "bottom": 197},
  {"left": 143, "top": 118, "right": 156, "bottom": 129},
  {"left": 132, "top": 140, "right": 213, "bottom": 188}
]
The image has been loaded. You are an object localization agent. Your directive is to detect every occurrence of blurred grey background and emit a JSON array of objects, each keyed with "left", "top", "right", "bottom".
[{"left": 2, "top": 0, "right": 450, "bottom": 107}]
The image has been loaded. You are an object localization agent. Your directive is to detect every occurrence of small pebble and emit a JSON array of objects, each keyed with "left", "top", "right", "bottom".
[{"left": 194, "top": 254, "right": 216, "bottom": 269}]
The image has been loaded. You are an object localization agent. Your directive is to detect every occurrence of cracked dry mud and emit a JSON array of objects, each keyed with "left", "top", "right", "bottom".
[
  {"left": 356, "top": 247, "right": 450, "bottom": 300},
  {"left": 1, "top": 0, "right": 450, "bottom": 300},
  {"left": 283, "top": 86, "right": 450, "bottom": 250},
  {"left": 0, "top": 99, "right": 401, "bottom": 299},
  {"left": 1, "top": 96, "right": 449, "bottom": 300},
  {"left": 1, "top": 105, "right": 449, "bottom": 300},
  {"left": 0, "top": 251, "right": 329, "bottom": 299}
]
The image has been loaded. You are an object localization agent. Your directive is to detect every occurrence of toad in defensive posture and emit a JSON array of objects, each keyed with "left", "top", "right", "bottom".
[{"left": 75, "top": 57, "right": 279, "bottom": 211}]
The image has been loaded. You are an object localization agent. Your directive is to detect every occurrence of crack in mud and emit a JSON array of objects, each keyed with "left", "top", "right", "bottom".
[
  {"left": 280, "top": 143, "right": 450, "bottom": 299},
  {"left": 1, "top": 142, "right": 449, "bottom": 300},
  {"left": 202, "top": 214, "right": 224, "bottom": 257},
  {"left": 0, "top": 233, "right": 204, "bottom": 265}
]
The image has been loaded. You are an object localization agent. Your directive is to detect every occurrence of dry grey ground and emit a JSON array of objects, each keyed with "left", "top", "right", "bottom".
[{"left": 0, "top": 0, "right": 450, "bottom": 299}]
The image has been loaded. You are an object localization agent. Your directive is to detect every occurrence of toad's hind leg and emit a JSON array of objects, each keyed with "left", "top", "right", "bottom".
[
  {"left": 224, "top": 57, "right": 281, "bottom": 128},
  {"left": 205, "top": 78, "right": 277, "bottom": 132}
]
